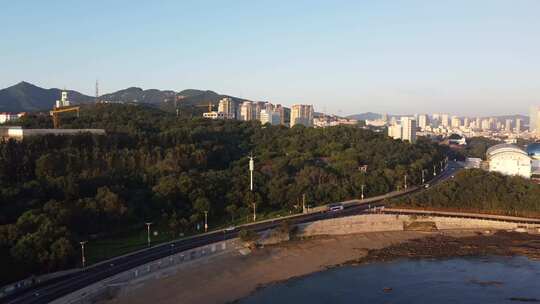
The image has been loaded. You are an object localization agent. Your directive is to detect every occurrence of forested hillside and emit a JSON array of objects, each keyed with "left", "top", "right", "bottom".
[
  {"left": 392, "top": 169, "right": 540, "bottom": 217},
  {"left": 0, "top": 104, "right": 445, "bottom": 284}
]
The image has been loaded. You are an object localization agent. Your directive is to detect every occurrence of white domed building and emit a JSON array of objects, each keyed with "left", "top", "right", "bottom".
[{"left": 486, "top": 144, "right": 531, "bottom": 178}]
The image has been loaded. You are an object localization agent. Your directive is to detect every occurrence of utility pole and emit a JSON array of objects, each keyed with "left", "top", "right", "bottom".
[
  {"left": 361, "top": 184, "right": 365, "bottom": 200},
  {"left": 145, "top": 222, "right": 152, "bottom": 247},
  {"left": 80, "top": 241, "right": 87, "bottom": 268},
  {"left": 204, "top": 211, "right": 208, "bottom": 232},
  {"left": 302, "top": 194, "right": 306, "bottom": 214},
  {"left": 422, "top": 169, "right": 425, "bottom": 184},
  {"left": 249, "top": 153, "right": 256, "bottom": 221},
  {"left": 433, "top": 165, "right": 437, "bottom": 176}
]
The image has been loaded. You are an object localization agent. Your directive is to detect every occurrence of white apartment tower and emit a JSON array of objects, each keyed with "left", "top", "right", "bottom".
[
  {"left": 240, "top": 101, "right": 256, "bottom": 121},
  {"left": 505, "top": 119, "right": 512, "bottom": 132},
  {"left": 529, "top": 106, "right": 540, "bottom": 133},
  {"left": 218, "top": 97, "right": 236, "bottom": 119},
  {"left": 418, "top": 114, "right": 428, "bottom": 130},
  {"left": 463, "top": 117, "right": 470, "bottom": 128},
  {"left": 260, "top": 109, "right": 281, "bottom": 125},
  {"left": 388, "top": 124, "right": 402, "bottom": 140},
  {"left": 451, "top": 116, "right": 461, "bottom": 128},
  {"left": 401, "top": 117, "right": 417, "bottom": 143},
  {"left": 441, "top": 114, "right": 449, "bottom": 127},
  {"left": 290, "top": 104, "right": 314, "bottom": 127}
]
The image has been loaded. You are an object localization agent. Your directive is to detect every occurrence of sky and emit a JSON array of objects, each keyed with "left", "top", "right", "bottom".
[{"left": 1, "top": 0, "right": 539, "bottom": 116}]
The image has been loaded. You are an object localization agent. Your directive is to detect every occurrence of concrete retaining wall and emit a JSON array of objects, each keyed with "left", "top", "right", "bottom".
[
  {"left": 52, "top": 239, "right": 240, "bottom": 304},
  {"left": 297, "top": 213, "right": 540, "bottom": 237}
]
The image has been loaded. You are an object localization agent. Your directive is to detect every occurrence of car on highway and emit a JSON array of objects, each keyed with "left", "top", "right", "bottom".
[
  {"left": 224, "top": 226, "right": 236, "bottom": 232},
  {"left": 424, "top": 183, "right": 430, "bottom": 188},
  {"left": 328, "top": 203, "right": 344, "bottom": 212}
]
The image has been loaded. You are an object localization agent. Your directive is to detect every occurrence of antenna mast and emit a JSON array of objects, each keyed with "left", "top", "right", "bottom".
[{"left": 95, "top": 79, "right": 99, "bottom": 103}]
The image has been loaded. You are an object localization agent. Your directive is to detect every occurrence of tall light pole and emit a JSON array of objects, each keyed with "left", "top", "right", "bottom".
[
  {"left": 249, "top": 153, "right": 254, "bottom": 192},
  {"left": 80, "top": 241, "right": 87, "bottom": 268},
  {"left": 404, "top": 175, "right": 408, "bottom": 189},
  {"left": 302, "top": 193, "right": 306, "bottom": 214},
  {"left": 204, "top": 211, "right": 208, "bottom": 232},
  {"left": 361, "top": 184, "right": 365, "bottom": 200},
  {"left": 422, "top": 169, "right": 426, "bottom": 184},
  {"left": 145, "top": 222, "right": 152, "bottom": 247},
  {"left": 433, "top": 165, "right": 437, "bottom": 176},
  {"left": 249, "top": 153, "right": 256, "bottom": 221}
]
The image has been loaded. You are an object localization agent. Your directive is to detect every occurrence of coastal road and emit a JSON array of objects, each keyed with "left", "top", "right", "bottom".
[{"left": 5, "top": 162, "right": 459, "bottom": 304}]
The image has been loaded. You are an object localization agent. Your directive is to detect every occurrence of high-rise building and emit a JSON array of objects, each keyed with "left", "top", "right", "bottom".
[
  {"left": 240, "top": 101, "right": 256, "bottom": 121},
  {"left": 382, "top": 113, "right": 389, "bottom": 123},
  {"left": 475, "top": 117, "right": 481, "bottom": 130},
  {"left": 401, "top": 117, "right": 417, "bottom": 143},
  {"left": 218, "top": 97, "right": 236, "bottom": 119},
  {"left": 481, "top": 119, "right": 491, "bottom": 131},
  {"left": 274, "top": 104, "right": 290, "bottom": 126},
  {"left": 290, "top": 104, "right": 314, "bottom": 127},
  {"left": 529, "top": 106, "right": 540, "bottom": 133},
  {"left": 418, "top": 114, "right": 428, "bottom": 130},
  {"left": 516, "top": 118, "right": 522, "bottom": 134},
  {"left": 451, "top": 116, "right": 461, "bottom": 128},
  {"left": 505, "top": 119, "right": 513, "bottom": 132},
  {"left": 388, "top": 124, "right": 402, "bottom": 140},
  {"left": 260, "top": 109, "right": 281, "bottom": 125},
  {"left": 441, "top": 114, "right": 449, "bottom": 127}
]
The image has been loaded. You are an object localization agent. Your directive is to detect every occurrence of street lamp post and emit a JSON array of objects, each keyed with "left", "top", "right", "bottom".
[
  {"left": 361, "top": 184, "right": 365, "bottom": 200},
  {"left": 204, "top": 211, "right": 208, "bottom": 232},
  {"left": 422, "top": 169, "right": 426, "bottom": 184},
  {"left": 145, "top": 222, "right": 152, "bottom": 247},
  {"left": 404, "top": 175, "right": 408, "bottom": 189},
  {"left": 249, "top": 153, "right": 256, "bottom": 221},
  {"left": 433, "top": 165, "right": 437, "bottom": 176},
  {"left": 80, "top": 241, "right": 87, "bottom": 268}
]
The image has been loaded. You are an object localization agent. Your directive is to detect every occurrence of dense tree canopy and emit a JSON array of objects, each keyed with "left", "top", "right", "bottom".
[
  {"left": 392, "top": 169, "right": 540, "bottom": 217},
  {"left": 0, "top": 104, "right": 445, "bottom": 284}
]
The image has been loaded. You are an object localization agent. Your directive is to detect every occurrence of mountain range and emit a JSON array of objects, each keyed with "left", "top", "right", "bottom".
[
  {"left": 0, "top": 82, "right": 93, "bottom": 112},
  {"left": 0, "top": 82, "right": 247, "bottom": 113}
]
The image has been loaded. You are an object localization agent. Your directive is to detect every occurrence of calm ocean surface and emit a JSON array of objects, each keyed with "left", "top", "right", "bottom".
[{"left": 239, "top": 256, "right": 540, "bottom": 304}]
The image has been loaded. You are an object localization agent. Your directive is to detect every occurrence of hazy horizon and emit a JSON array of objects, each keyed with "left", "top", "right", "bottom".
[{"left": 1, "top": 0, "right": 539, "bottom": 116}]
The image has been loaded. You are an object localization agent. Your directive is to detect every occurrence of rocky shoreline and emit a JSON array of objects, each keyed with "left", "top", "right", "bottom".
[{"left": 340, "top": 230, "right": 540, "bottom": 266}]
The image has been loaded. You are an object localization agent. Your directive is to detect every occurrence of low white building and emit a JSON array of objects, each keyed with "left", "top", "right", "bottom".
[
  {"left": 0, "top": 112, "right": 25, "bottom": 124},
  {"left": 486, "top": 144, "right": 531, "bottom": 178},
  {"left": 0, "top": 126, "right": 106, "bottom": 140},
  {"left": 202, "top": 111, "right": 234, "bottom": 120}
]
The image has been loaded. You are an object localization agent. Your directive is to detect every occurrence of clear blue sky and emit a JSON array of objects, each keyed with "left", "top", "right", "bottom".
[{"left": 1, "top": 0, "right": 539, "bottom": 116}]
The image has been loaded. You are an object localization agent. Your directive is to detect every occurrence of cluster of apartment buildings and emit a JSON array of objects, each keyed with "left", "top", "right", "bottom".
[
  {"left": 203, "top": 97, "right": 315, "bottom": 127},
  {"left": 382, "top": 111, "right": 533, "bottom": 144}
]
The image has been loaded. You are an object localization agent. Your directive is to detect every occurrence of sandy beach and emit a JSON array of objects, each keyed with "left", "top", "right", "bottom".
[
  {"left": 103, "top": 230, "right": 468, "bottom": 304},
  {"left": 102, "top": 229, "right": 540, "bottom": 304}
]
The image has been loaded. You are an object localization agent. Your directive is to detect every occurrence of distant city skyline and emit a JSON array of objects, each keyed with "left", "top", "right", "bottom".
[{"left": 1, "top": 1, "right": 539, "bottom": 116}]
